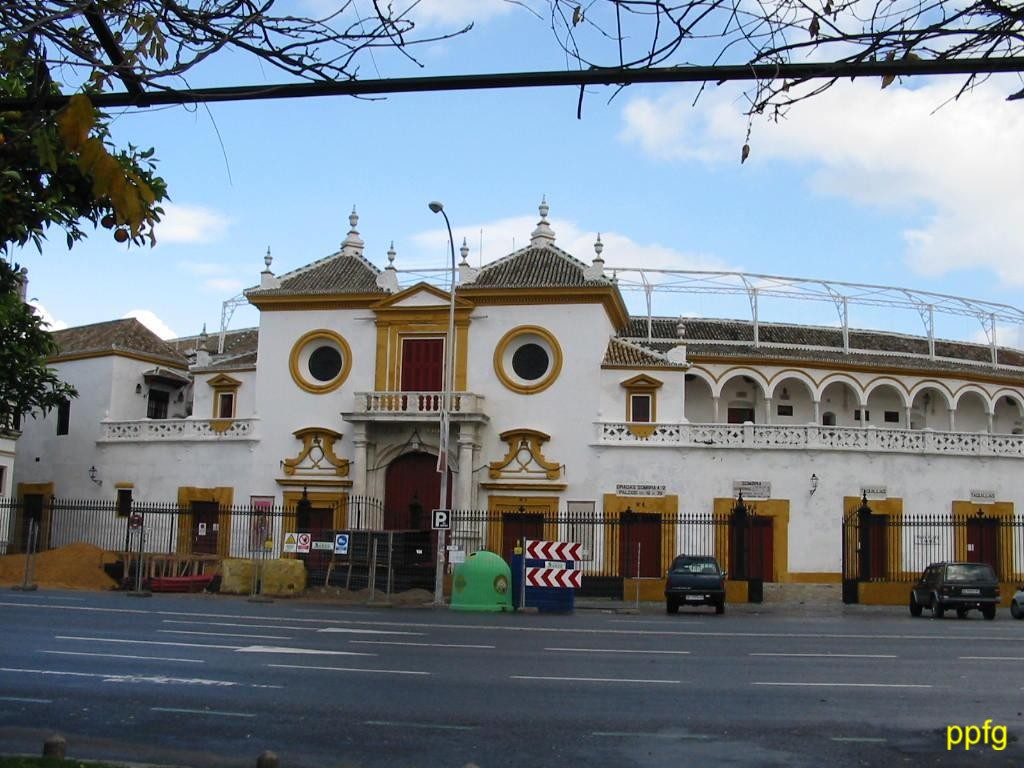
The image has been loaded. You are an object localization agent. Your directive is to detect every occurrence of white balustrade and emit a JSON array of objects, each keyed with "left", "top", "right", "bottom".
[
  {"left": 354, "top": 391, "right": 484, "bottom": 415},
  {"left": 101, "top": 418, "right": 257, "bottom": 441},
  {"left": 597, "top": 421, "right": 1024, "bottom": 457}
]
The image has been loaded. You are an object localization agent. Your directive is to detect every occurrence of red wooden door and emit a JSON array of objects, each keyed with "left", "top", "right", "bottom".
[
  {"left": 298, "top": 505, "right": 333, "bottom": 577},
  {"left": 401, "top": 338, "right": 444, "bottom": 392},
  {"left": 502, "top": 513, "right": 545, "bottom": 563},
  {"left": 384, "top": 452, "right": 451, "bottom": 530},
  {"left": 749, "top": 518, "right": 774, "bottom": 582},
  {"left": 191, "top": 501, "right": 219, "bottom": 555},
  {"left": 967, "top": 518, "right": 1000, "bottom": 575},
  {"left": 619, "top": 513, "right": 662, "bottom": 578}
]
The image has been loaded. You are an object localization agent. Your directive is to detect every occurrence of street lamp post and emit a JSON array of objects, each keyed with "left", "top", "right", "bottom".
[{"left": 429, "top": 200, "right": 457, "bottom": 606}]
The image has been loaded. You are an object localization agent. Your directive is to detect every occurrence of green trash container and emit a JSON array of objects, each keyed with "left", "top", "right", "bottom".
[{"left": 449, "top": 551, "right": 513, "bottom": 612}]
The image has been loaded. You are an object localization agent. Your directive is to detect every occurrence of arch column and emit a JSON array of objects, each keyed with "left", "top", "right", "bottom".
[
  {"left": 812, "top": 399, "right": 820, "bottom": 425},
  {"left": 903, "top": 405, "right": 911, "bottom": 429},
  {"left": 712, "top": 395, "right": 721, "bottom": 423},
  {"left": 948, "top": 407, "right": 957, "bottom": 433},
  {"left": 351, "top": 423, "right": 368, "bottom": 496},
  {"left": 457, "top": 424, "right": 478, "bottom": 511},
  {"left": 764, "top": 397, "right": 773, "bottom": 425},
  {"left": 986, "top": 411, "right": 993, "bottom": 433}
]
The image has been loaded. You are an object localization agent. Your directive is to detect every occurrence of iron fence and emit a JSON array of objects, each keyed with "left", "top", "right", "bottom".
[{"left": 842, "top": 504, "right": 1024, "bottom": 585}]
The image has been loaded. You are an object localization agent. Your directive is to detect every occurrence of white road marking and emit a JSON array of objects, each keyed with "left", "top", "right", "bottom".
[
  {"left": 750, "top": 653, "right": 897, "bottom": 659},
  {"left": 57, "top": 635, "right": 241, "bottom": 650},
  {"left": 511, "top": 675, "right": 682, "bottom": 684},
  {"left": 753, "top": 682, "right": 931, "bottom": 689},
  {"left": 158, "top": 629, "right": 292, "bottom": 640},
  {"left": 0, "top": 667, "right": 239, "bottom": 687},
  {"left": 41, "top": 650, "right": 204, "bottom": 664},
  {"left": 317, "top": 628, "right": 423, "bottom": 636},
  {"left": 546, "top": 647, "right": 690, "bottom": 655},
  {"left": 364, "top": 720, "right": 476, "bottom": 731},
  {"left": 348, "top": 640, "right": 494, "bottom": 649},
  {"left": 0, "top": 696, "right": 51, "bottom": 704},
  {"left": 267, "top": 663, "right": 429, "bottom": 676},
  {"left": 591, "top": 731, "right": 711, "bottom": 740},
  {"left": 959, "top": 656, "right": 1024, "bottom": 661},
  {"left": 152, "top": 707, "right": 254, "bottom": 718},
  {"left": 163, "top": 619, "right": 320, "bottom": 631},
  {"left": 236, "top": 646, "right": 374, "bottom": 656},
  {"left": 831, "top": 737, "right": 888, "bottom": 743}
]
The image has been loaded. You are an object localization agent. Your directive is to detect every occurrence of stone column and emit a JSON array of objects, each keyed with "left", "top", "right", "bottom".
[
  {"left": 351, "top": 423, "right": 368, "bottom": 496},
  {"left": 712, "top": 395, "right": 721, "bottom": 423},
  {"left": 764, "top": 397, "right": 773, "bottom": 425},
  {"left": 457, "top": 424, "right": 477, "bottom": 512}
]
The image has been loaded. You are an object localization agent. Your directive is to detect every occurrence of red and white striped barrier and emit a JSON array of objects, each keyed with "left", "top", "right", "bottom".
[
  {"left": 525, "top": 539, "right": 583, "bottom": 561},
  {"left": 526, "top": 567, "right": 582, "bottom": 589}
]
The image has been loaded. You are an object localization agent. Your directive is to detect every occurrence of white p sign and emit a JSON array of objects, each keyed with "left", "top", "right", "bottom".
[{"left": 432, "top": 508, "right": 451, "bottom": 530}]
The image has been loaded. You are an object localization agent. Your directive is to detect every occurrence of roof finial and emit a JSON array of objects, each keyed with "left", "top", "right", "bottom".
[
  {"left": 677, "top": 317, "right": 687, "bottom": 338},
  {"left": 530, "top": 196, "right": 556, "bottom": 248},
  {"left": 459, "top": 237, "right": 469, "bottom": 265},
  {"left": 387, "top": 241, "right": 396, "bottom": 267},
  {"left": 341, "top": 205, "right": 365, "bottom": 255},
  {"left": 263, "top": 247, "right": 273, "bottom": 272},
  {"left": 594, "top": 233, "right": 604, "bottom": 260}
]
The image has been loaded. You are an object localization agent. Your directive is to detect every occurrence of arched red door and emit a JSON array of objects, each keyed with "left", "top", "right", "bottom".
[{"left": 384, "top": 451, "right": 452, "bottom": 530}]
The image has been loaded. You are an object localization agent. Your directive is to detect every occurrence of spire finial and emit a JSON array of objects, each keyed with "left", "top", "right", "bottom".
[
  {"left": 459, "top": 237, "right": 469, "bottom": 265},
  {"left": 387, "top": 241, "right": 396, "bottom": 267},
  {"left": 349, "top": 205, "right": 359, "bottom": 230},
  {"left": 594, "top": 233, "right": 604, "bottom": 259},
  {"left": 530, "top": 196, "right": 556, "bottom": 248},
  {"left": 263, "top": 247, "right": 273, "bottom": 271},
  {"left": 342, "top": 205, "right": 365, "bottom": 254}
]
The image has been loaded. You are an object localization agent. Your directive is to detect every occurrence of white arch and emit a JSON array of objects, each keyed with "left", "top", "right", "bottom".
[
  {"left": 991, "top": 388, "right": 1024, "bottom": 419},
  {"left": 908, "top": 380, "right": 954, "bottom": 412},
  {"left": 817, "top": 373, "right": 866, "bottom": 407},
  {"left": 952, "top": 385, "right": 994, "bottom": 414},
  {"left": 684, "top": 367, "right": 716, "bottom": 392},
  {"left": 713, "top": 367, "right": 770, "bottom": 399},
  {"left": 766, "top": 369, "right": 818, "bottom": 401},
  {"left": 863, "top": 377, "right": 911, "bottom": 410}
]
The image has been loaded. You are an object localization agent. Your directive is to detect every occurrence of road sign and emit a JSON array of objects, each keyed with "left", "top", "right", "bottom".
[
  {"left": 432, "top": 509, "right": 451, "bottom": 530},
  {"left": 334, "top": 533, "right": 349, "bottom": 555},
  {"left": 129, "top": 513, "right": 143, "bottom": 530},
  {"left": 283, "top": 532, "right": 297, "bottom": 553},
  {"left": 297, "top": 533, "right": 311, "bottom": 554},
  {"left": 524, "top": 539, "right": 583, "bottom": 561},
  {"left": 526, "top": 567, "right": 581, "bottom": 589}
]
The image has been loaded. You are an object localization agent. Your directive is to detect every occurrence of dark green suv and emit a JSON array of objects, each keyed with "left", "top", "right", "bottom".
[
  {"left": 665, "top": 555, "right": 726, "bottom": 615},
  {"left": 909, "top": 562, "right": 1000, "bottom": 620}
]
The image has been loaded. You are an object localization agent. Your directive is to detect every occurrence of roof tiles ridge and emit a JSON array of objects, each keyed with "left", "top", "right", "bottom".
[{"left": 611, "top": 336, "right": 674, "bottom": 363}]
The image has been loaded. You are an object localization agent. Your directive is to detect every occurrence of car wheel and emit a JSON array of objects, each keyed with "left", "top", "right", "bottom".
[
  {"left": 932, "top": 596, "right": 944, "bottom": 619},
  {"left": 715, "top": 600, "right": 725, "bottom": 615},
  {"left": 666, "top": 599, "right": 679, "bottom": 614},
  {"left": 956, "top": 607, "right": 968, "bottom": 619},
  {"left": 982, "top": 604, "right": 996, "bottom": 621},
  {"left": 909, "top": 593, "right": 922, "bottom": 617},
  {"left": 1012, "top": 600, "right": 1023, "bottom": 620}
]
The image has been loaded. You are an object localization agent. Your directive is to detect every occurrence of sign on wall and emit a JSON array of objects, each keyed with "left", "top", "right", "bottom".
[
  {"left": 970, "top": 489, "right": 997, "bottom": 505},
  {"left": 615, "top": 483, "right": 666, "bottom": 497},
  {"left": 861, "top": 486, "right": 888, "bottom": 500},
  {"left": 733, "top": 480, "right": 770, "bottom": 499}
]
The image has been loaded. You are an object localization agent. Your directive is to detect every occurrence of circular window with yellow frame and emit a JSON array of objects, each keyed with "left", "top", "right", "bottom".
[
  {"left": 493, "top": 325, "right": 563, "bottom": 394},
  {"left": 289, "top": 329, "right": 352, "bottom": 394}
]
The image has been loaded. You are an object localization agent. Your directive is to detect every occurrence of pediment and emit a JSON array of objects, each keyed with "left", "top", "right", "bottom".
[
  {"left": 620, "top": 374, "right": 664, "bottom": 389},
  {"left": 370, "top": 281, "right": 474, "bottom": 311}
]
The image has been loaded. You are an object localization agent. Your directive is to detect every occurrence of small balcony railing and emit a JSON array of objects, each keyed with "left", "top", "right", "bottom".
[
  {"left": 100, "top": 418, "right": 258, "bottom": 442},
  {"left": 596, "top": 421, "right": 1024, "bottom": 458},
  {"left": 352, "top": 391, "right": 485, "bottom": 417}
]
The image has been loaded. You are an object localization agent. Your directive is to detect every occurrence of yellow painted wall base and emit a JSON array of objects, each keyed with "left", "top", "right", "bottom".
[
  {"left": 219, "top": 558, "right": 306, "bottom": 597},
  {"left": 725, "top": 580, "right": 748, "bottom": 603},
  {"left": 789, "top": 572, "right": 842, "bottom": 584},
  {"left": 623, "top": 578, "right": 665, "bottom": 602},
  {"left": 859, "top": 581, "right": 1016, "bottom": 607}
]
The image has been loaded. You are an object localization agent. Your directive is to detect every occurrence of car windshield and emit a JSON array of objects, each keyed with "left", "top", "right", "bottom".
[
  {"left": 945, "top": 563, "right": 996, "bottom": 582},
  {"left": 671, "top": 558, "right": 720, "bottom": 574}
]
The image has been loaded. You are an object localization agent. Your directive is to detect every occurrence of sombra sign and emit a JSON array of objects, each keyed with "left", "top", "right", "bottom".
[{"left": 733, "top": 480, "right": 770, "bottom": 499}]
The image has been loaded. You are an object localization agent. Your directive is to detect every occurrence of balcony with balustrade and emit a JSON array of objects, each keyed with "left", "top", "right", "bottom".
[
  {"left": 100, "top": 418, "right": 259, "bottom": 442},
  {"left": 346, "top": 391, "right": 489, "bottom": 424}
]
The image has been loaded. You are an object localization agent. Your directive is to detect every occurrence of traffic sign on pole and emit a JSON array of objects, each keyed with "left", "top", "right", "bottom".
[{"left": 432, "top": 509, "right": 451, "bottom": 530}]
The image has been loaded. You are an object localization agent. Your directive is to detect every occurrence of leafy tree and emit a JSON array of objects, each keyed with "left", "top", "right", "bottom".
[{"left": 0, "top": 260, "right": 77, "bottom": 433}]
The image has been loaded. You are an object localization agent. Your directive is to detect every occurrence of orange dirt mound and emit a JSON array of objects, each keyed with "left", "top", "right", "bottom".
[{"left": 0, "top": 542, "right": 119, "bottom": 590}]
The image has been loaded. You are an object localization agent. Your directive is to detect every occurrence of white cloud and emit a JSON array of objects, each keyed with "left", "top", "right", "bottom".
[
  {"left": 157, "top": 203, "right": 231, "bottom": 244},
  {"left": 177, "top": 261, "right": 247, "bottom": 295},
  {"left": 619, "top": 77, "right": 1024, "bottom": 285},
  {"left": 203, "top": 278, "right": 246, "bottom": 294},
  {"left": 123, "top": 310, "right": 177, "bottom": 340},
  {"left": 29, "top": 300, "right": 68, "bottom": 332},
  {"left": 410, "top": 0, "right": 521, "bottom": 27}
]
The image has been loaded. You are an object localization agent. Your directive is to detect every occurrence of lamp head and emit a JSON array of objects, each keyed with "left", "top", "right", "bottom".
[{"left": 428, "top": 201, "right": 444, "bottom": 214}]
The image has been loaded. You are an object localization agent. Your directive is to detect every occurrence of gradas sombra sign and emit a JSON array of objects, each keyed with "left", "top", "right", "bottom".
[
  {"left": 616, "top": 483, "right": 666, "bottom": 497},
  {"left": 733, "top": 480, "right": 770, "bottom": 499}
]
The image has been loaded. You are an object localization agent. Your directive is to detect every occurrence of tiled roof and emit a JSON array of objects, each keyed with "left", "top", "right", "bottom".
[
  {"left": 167, "top": 327, "right": 259, "bottom": 358},
  {"left": 603, "top": 338, "right": 686, "bottom": 368},
  {"left": 199, "top": 350, "right": 258, "bottom": 372},
  {"left": 619, "top": 317, "right": 1024, "bottom": 378},
  {"left": 246, "top": 251, "right": 385, "bottom": 297},
  {"left": 51, "top": 319, "right": 188, "bottom": 367},
  {"left": 467, "top": 245, "right": 610, "bottom": 289}
]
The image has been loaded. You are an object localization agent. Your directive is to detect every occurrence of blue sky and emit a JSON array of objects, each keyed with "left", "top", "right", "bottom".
[{"left": 13, "top": 1, "right": 1024, "bottom": 348}]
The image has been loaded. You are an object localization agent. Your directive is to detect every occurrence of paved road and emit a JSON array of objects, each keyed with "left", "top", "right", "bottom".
[{"left": 0, "top": 590, "right": 1021, "bottom": 767}]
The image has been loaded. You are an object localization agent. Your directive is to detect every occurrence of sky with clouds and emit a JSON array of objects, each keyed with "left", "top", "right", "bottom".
[{"left": 12, "top": 2, "right": 1024, "bottom": 348}]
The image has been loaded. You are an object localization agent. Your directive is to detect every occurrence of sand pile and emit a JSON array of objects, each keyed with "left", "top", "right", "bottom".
[{"left": 0, "top": 542, "right": 119, "bottom": 590}]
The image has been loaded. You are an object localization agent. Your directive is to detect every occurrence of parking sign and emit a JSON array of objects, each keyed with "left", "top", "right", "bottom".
[{"left": 432, "top": 509, "right": 451, "bottom": 530}]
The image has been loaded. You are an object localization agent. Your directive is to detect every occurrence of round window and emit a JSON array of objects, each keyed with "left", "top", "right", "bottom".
[
  {"left": 289, "top": 330, "right": 352, "bottom": 394},
  {"left": 494, "top": 326, "right": 562, "bottom": 394},
  {"left": 308, "top": 346, "right": 342, "bottom": 382},
  {"left": 512, "top": 343, "right": 549, "bottom": 381}
]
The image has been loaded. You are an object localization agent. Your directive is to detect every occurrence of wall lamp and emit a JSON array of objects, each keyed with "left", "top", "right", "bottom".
[
  {"left": 809, "top": 473, "right": 819, "bottom": 495},
  {"left": 88, "top": 465, "right": 102, "bottom": 486}
]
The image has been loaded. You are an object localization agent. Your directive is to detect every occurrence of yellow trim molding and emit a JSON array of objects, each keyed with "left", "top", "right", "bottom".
[
  {"left": 602, "top": 493, "right": 679, "bottom": 578},
  {"left": 289, "top": 329, "right": 353, "bottom": 394},
  {"left": 176, "top": 486, "right": 234, "bottom": 558},
  {"left": 622, "top": 374, "right": 662, "bottom": 432},
  {"left": 485, "top": 495, "right": 560, "bottom": 554},
  {"left": 843, "top": 495, "right": 905, "bottom": 579},
  {"left": 282, "top": 427, "right": 350, "bottom": 477},
  {"left": 459, "top": 285, "right": 630, "bottom": 331},
  {"left": 493, "top": 325, "right": 563, "bottom": 395},
  {"left": 488, "top": 429, "right": 562, "bottom": 481},
  {"left": 713, "top": 497, "right": 790, "bottom": 583},
  {"left": 15, "top": 482, "right": 55, "bottom": 551},
  {"left": 951, "top": 500, "right": 1014, "bottom": 566}
]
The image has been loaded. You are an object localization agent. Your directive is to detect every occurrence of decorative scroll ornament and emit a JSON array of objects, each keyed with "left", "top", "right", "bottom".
[
  {"left": 488, "top": 429, "right": 562, "bottom": 481},
  {"left": 282, "top": 427, "right": 350, "bottom": 477}
]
